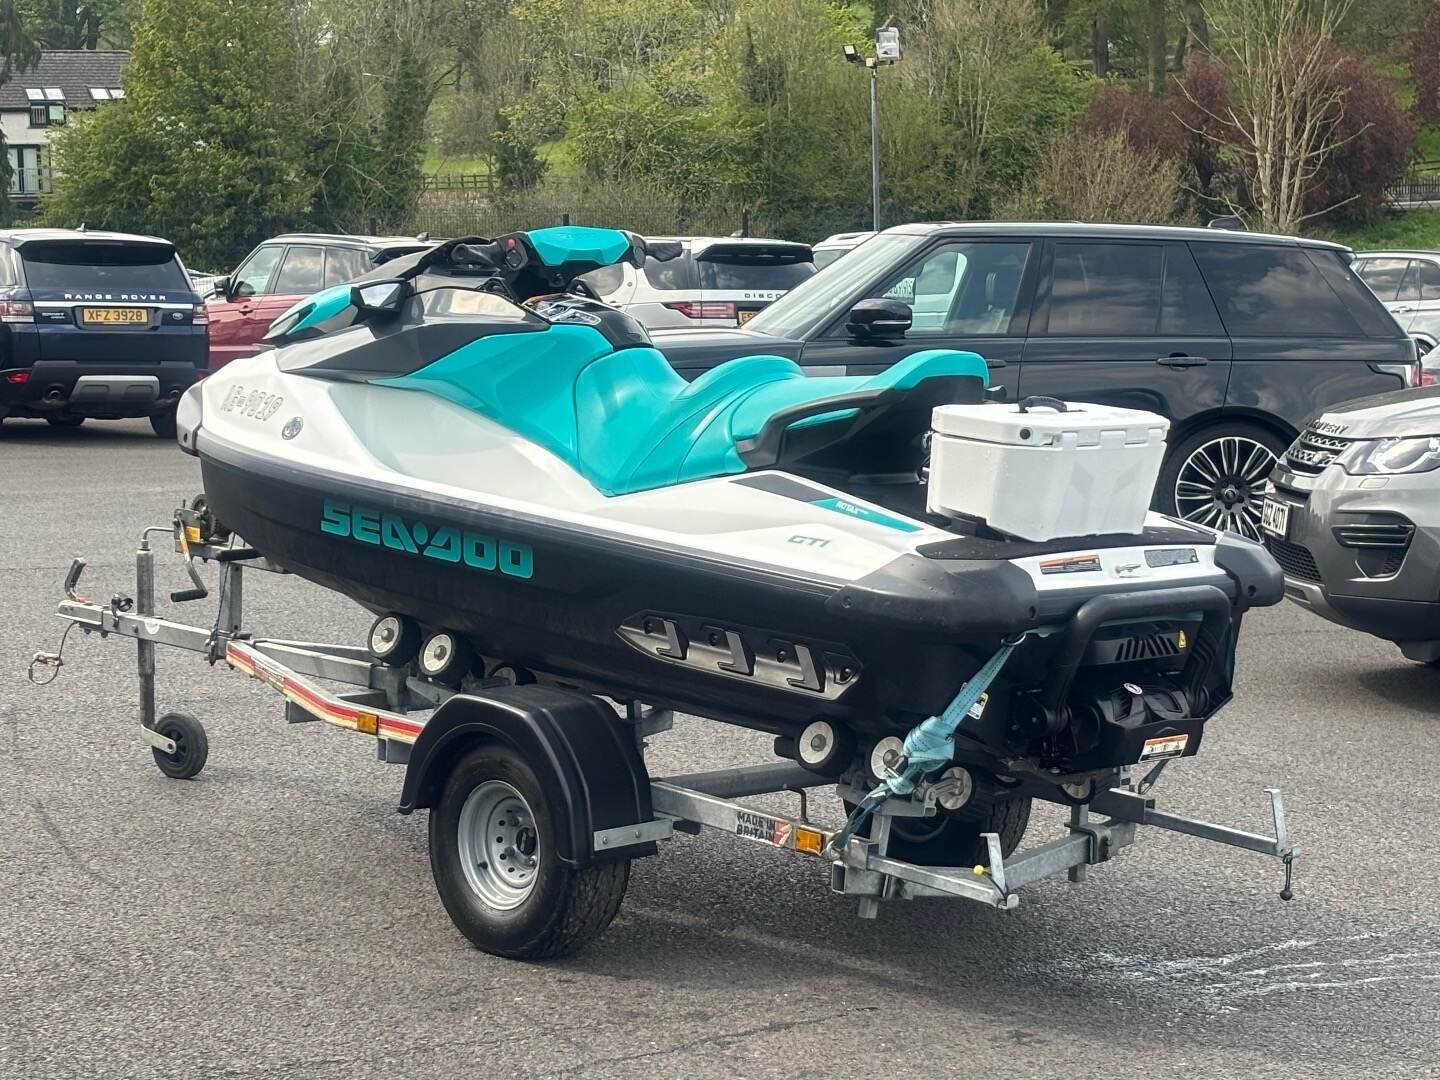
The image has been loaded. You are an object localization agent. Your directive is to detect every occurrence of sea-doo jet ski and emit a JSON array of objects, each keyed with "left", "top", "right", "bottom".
[{"left": 177, "top": 225, "right": 1283, "bottom": 861}]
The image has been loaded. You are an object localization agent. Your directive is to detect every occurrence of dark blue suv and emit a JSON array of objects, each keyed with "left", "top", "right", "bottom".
[{"left": 0, "top": 229, "right": 207, "bottom": 437}]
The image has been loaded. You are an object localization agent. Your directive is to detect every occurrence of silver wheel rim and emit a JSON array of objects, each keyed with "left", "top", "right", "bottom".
[
  {"left": 420, "top": 633, "right": 456, "bottom": 676},
  {"left": 1173, "top": 436, "right": 1277, "bottom": 540},
  {"left": 457, "top": 780, "right": 540, "bottom": 910},
  {"left": 370, "top": 616, "right": 401, "bottom": 656}
]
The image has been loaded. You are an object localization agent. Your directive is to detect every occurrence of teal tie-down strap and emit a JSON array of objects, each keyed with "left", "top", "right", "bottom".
[{"left": 824, "top": 640, "right": 1020, "bottom": 858}]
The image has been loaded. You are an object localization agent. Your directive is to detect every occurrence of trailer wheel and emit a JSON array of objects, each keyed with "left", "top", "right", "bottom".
[
  {"left": 150, "top": 712, "right": 209, "bottom": 780},
  {"left": 368, "top": 614, "right": 422, "bottom": 666},
  {"left": 428, "top": 745, "right": 629, "bottom": 959},
  {"left": 846, "top": 794, "right": 1031, "bottom": 866}
]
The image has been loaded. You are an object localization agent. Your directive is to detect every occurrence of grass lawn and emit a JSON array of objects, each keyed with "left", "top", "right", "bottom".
[
  {"left": 1316, "top": 209, "right": 1440, "bottom": 251},
  {"left": 423, "top": 149, "right": 491, "bottom": 176}
]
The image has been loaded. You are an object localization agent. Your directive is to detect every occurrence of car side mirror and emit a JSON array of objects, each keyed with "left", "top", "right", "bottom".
[
  {"left": 212, "top": 276, "right": 230, "bottom": 300},
  {"left": 350, "top": 279, "right": 406, "bottom": 314},
  {"left": 846, "top": 297, "right": 911, "bottom": 339}
]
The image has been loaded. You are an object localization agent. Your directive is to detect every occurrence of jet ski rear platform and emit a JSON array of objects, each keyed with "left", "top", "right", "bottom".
[{"left": 35, "top": 514, "right": 1296, "bottom": 959}]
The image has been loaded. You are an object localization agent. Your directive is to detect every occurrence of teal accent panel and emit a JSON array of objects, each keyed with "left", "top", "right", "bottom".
[
  {"left": 376, "top": 323, "right": 616, "bottom": 468},
  {"left": 527, "top": 226, "right": 631, "bottom": 268},
  {"left": 272, "top": 283, "right": 354, "bottom": 336},
  {"left": 788, "top": 408, "right": 860, "bottom": 430},
  {"left": 810, "top": 496, "right": 921, "bottom": 533}
]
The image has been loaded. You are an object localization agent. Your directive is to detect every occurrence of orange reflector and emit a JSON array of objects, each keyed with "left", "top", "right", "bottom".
[
  {"left": 795, "top": 827, "right": 824, "bottom": 855},
  {"left": 184, "top": 525, "right": 202, "bottom": 543},
  {"left": 354, "top": 712, "right": 379, "bottom": 735}
]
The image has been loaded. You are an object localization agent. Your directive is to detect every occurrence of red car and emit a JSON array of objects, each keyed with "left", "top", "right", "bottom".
[{"left": 206, "top": 233, "right": 431, "bottom": 370}]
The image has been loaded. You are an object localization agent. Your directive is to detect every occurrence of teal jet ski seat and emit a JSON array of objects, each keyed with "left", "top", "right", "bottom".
[{"left": 378, "top": 325, "right": 989, "bottom": 496}]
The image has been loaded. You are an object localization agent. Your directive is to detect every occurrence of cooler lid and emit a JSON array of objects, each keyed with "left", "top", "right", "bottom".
[{"left": 931, "top": 400, "right": 1170, "bottom": 447}]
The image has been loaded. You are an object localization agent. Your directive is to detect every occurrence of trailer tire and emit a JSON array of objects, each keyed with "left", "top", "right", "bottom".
[
  {"left": 847, "top": 793, "right": 1031, "bottom": 867},
  {"left": 429, "top": 744, "right": 629, "bottom": 959},
  {"left": 150, "top": 712, "right": 209, "bottom": 780}
]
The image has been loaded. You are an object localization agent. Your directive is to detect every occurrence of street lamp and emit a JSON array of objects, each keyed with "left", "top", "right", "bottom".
[{"left": 844, "top": 23, "right": 902, "bottom": 233}]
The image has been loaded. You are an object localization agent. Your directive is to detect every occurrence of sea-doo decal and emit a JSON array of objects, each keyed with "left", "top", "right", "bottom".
[
  {"left": 281, "top": 417, "right": 303, "bottom": 440},
  {"left": 809, "top": 497, "right": 920, "bottom": 533},
  {"left": 319, "top": 500, "right": 533, "bottom": 580},
  {"left": 220, "top": 385, "right": 285, "bottom": 421}
]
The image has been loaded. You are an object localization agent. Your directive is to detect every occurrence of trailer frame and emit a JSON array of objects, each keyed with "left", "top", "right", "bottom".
[{"left": 35, "top": 515, "right": 1299, "bottom": 954}]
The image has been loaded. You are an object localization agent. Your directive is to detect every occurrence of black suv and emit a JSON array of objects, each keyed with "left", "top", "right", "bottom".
[
  {"left": 652, "top": 223, "right": 1417, "bottom": 538},
  {"left": 0, "top": 229, "right": 206, "bottom": 437}
]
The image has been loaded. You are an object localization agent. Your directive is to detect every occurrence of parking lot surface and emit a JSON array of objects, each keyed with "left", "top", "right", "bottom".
[{"left": 3, "top": 418, "right": 1439, "bottom": 1079}]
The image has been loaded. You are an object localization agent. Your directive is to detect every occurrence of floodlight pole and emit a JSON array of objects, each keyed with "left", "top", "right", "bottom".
[
  {"left": 869, "top": 63, "right": 880, "bottom": 234},
  {"left": 846, "top": 24, "right": 900, "bottom": 234}
]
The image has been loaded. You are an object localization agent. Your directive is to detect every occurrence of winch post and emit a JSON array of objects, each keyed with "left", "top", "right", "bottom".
[
  {"left": 1067, "top": 803, "right": 1088, "bottom": 883},
  {"left": 135, "top": 536, "right": 156, "bottom": 732}
]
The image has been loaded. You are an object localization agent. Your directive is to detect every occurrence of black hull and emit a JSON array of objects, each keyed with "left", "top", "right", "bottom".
[{"left": 198, "top": 442, "right": 1003, "bottom": 738}]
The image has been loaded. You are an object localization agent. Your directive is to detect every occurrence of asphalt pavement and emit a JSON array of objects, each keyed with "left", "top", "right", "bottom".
[{"left": 2, "top": 417, "right": 1438, "bottom": 1079}]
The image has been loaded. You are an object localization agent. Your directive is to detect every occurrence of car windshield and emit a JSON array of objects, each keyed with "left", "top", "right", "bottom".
[
  {"left": 744, "top": 233, "right": 921, "bottom": 339},
  {"left": 19, "top": 240, "right": 189, "bottom": 292}
]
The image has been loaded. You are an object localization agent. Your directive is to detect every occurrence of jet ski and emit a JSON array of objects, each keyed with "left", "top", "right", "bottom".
[{"left": 176, "top": 225, "right": 1282, "bottom": 854}]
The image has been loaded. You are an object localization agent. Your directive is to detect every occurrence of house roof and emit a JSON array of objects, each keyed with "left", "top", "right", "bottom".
[{"left": 0, "top": 50, "right": 129, "bottom": 111}]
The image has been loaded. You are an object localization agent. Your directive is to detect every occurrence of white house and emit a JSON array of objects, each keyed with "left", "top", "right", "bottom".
[{"left": 2, "top": 50, "right": 129, "bottom": 205}]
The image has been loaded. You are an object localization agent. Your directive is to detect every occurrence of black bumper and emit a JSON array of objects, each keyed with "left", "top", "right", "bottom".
[{"left": 0, "top": 360, "right": 202, "bottom": 418}]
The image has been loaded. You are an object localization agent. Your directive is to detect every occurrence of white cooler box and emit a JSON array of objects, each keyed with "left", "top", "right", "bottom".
[{"left": 927, "top": 398, "right": 1169, "bottom": 541}]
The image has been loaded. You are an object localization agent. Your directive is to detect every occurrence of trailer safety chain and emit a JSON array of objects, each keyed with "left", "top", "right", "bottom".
[
  {"left": 823, "top": 636, "right": 1023, "bottom": 859},
  {"left": 1137, "top": 758, "right": 1169, "bottom": 795},
  {"left": 28, "top": 622, "right": 78, "bottom": 686}
]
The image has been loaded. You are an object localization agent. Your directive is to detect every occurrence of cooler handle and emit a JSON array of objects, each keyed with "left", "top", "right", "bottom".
[{"left": 1016, "top": 395, "right": 1067, "bottom": 413}]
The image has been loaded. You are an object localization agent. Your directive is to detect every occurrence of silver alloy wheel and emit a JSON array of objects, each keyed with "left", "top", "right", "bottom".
[
  {"left": 456, "top": 780, "right": 540, "bottom": 910},
  {"left": 1173, "top": 436, "right": 1278, "bottom": 540}
]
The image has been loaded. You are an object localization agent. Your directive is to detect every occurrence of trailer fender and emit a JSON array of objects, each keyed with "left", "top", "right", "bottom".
[{"left": 397, "top": 685, "right": 654, "bottom": 867}]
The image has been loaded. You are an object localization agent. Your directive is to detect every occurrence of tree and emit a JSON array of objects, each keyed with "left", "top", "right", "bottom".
[
  {"left": 1412, "top": 4, "right": 1440, "bottom": 125},
  {"left": 998, "top": 129, "right": 1184, "bottom": 223},
  {"left": 898, "top": 0, "right": 1052, "bottom": 216},
  {"left": 0, "top": 0, "right": 40, "bottom": 222},
  {"left": 495, "top": 108, "right": 546, "bottom": 191},
  {"left": 1304, "top": 49, "right": 1414, "bottom": 220},
  {"left": 1187, "top": 0, "right": 1354, "bottom": 234},
  {"left": 19, "top": 1, "right": 134, "bottom": 48},
  {"left": 44, "top": 0, "right": 309, "bottom": 268}
]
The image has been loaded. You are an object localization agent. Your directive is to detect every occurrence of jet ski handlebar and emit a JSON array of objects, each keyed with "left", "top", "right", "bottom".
[{"left": 390, "top": 229, "right": 683, "bottom": 304}]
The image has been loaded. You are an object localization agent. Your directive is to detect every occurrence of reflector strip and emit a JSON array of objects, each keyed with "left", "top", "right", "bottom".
[{"left": 226, "top": 641, "right": 424, "bottom": 744}]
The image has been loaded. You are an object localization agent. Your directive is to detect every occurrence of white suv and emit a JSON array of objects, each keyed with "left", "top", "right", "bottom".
[
  {"left": 1352, "top": 250, "right": 1440, "bottom": 352},
  {"left": 580, "top": 236, "right": 815, "bottom": 329}
]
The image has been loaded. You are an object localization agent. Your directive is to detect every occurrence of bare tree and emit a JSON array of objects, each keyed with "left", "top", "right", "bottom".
[
  {"left": 998, "top": 129, "right": 1184, "bottom": 223},
  {"left": 1193, "top": 0, "right": 1353, "bottom": 234}
]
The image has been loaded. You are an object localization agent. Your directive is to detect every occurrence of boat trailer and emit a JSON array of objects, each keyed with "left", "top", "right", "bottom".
[{"left": 32, "top": 511, "right": 1298, "bottom": 956}]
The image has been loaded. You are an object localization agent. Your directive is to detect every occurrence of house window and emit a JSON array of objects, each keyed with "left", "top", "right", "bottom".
[
  {"left": 26, "top": 88, "right": 65, "bottom": 126},
  {"left": 7, "top": 146, "right": 50, "bottom": 196}
]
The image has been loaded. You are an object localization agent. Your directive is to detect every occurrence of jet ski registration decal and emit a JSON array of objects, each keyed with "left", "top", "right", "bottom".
[{"left": 319, "top": 499, "right": 533, "bottom": 580}]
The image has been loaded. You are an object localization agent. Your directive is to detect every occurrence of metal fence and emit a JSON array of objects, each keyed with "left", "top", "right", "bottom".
[
  {"left": 420, "top": 173, "right": 495, "bottom": 193},
  {"left": 1386, "top": 175, "right": 1440, "bottom": 208}
]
